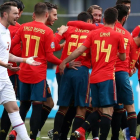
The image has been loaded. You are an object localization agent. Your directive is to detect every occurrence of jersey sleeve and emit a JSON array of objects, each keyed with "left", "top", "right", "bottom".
[
  {"left": 129, "top": 39, "right": 140, "bottom": 70},
  {"left": 83, "top": 31, "right": 92, "bottom": 48},
  {"left": 11, "top": 26, "right": 23, "bottom": 52},
  {"left": 132, "top": 26, "right": 140, "bottom": 38},
  {"left": 118, "top": 33, "right": 126, "bottom": 53},
  {"left": 67, "top": 21, "right": 104, "bottom": 30}
]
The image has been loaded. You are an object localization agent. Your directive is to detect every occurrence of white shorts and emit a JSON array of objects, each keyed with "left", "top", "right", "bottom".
[{"left": 0, "top": 80, "right": 16, "bottom": 104}]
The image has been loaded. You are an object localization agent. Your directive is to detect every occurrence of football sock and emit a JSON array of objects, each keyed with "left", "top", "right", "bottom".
[
  {"left": 39, "top": 105, "right": 52, "bottom": 131},
  {"left": 60, "top": 106, "right": 76, "bottom": 140},
  {"left": 100, "top": 114, "right": 112, "bottom": 140},
  {"left": 111, "top": 109, "right": 124, "bottom": 140},
  {"left": 53, "top": 110, "right": 66, "bottom": 140},
  {"left": 91, "top": 110, "right": 102, "bottom": 138},
  {"left": 30, "top": 102, "right": 42, "bottom": 139},
  {"left": 85, "top": 107, "right": 93, "bottom": 135},
  {"left": 82, "top": 111, "right": 100, "bottom": 131},
  {"left": 70, "top": 114, "right": 85, "bottom": 140},
  {"left": 19, "top": 101, "right": 31, "bottom": 122},
  {"left": 121, "top": 109, "right": 128, "bottom": 130},
  {"left": 127, "top": 112, "right": 137, "bottom": 137},
  {"left": 137, "top": 111, "right": 140, "bottom": 125},
  {"left": 0, "top": 108, "right": 11, "bottom": 140},
  {"left": 8, "top": 111, "right": 30, "bottom": 140}
]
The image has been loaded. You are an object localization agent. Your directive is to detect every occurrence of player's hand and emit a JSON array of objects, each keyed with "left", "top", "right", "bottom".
[
  {"left": 69, "top": 60, "right": 81, "bottom": 70},
  {"left": 59, "top": 62, "right": 66, "bottom": 75},
  {"left": 129, "top": 67, "right": 136, "bottom": 77},
  {"left": 25, "top": 56, "right": 41, "bottom": 66},
  {"left": 57, "top": 25, "right": 68, "bottom": 35},
  {"left": 6, "top": 63, "right": 20, "bottom": 71}
]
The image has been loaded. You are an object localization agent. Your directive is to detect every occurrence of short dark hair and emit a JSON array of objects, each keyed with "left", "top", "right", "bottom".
[
  {"left": 87, "top": 5, "right": 103, "bottom": 14},
  {"left": 104, "top": 8, "right": 118, "bottom": 24},
  {"left": 77, "top": 11, "right": 93, "bottom": 22},
  {"left": 9, "top": 0, "right": 24, "bottom": 12},
  {"left": 116, "top": 0, "right": 131, "bottom": 5},
  {"left": 0, "top": 1, "right": 17, "bottom": 17},
  {"left": 34, "top": 2, "right": 48, "bottom": 16},
  {"left": 114, "top": 4, "right": 129, "bottom": 22},
  {"left": 44, "top": 2, "right": 58, "bottom": 11}
]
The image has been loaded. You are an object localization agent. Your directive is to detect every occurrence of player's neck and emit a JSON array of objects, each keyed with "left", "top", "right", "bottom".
[
  {"left": 35, "top": 18, "right": 46, "bottom": 24},
  {"left": 104, "top": 24, "right": 114, "bottom": 29},
  {"left": 117, "top": 21, "right": 123, "bottom": 26},
  {"left": 0, "top": 19, "right": 9, "bottom": 29}
]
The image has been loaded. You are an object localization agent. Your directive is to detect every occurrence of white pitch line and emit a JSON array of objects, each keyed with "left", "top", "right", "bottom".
[{"left": 41, "top": 137, "right": 93, "bottom": 140}]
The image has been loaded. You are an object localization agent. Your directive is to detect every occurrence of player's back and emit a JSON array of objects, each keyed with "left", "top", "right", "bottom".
[
  {"left": 84, "top": 26, "right": 125, "bottom": 83},
  {"left": 16, "top": 21, "right": 54, "bottom": 83},
  {"left": 56, "top": 26, "right": 91, "bottom": 73},
  {"left": 114, "top": 22, "right": 132, "bottom": 73}
]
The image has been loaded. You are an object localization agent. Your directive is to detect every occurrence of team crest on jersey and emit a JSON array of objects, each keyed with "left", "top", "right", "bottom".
[
  {"left": 51, "top": 42, "right": 55, "bottom": 49},
  {"left": 95, "top": 23, "right": 99, "bottom": 26}
]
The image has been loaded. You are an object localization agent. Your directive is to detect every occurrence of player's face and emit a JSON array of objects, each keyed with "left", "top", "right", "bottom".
[
  {"left": 91, "top": 9, "right": 102, "bottom": 23},
  {"left": 7, "top": 6, "right": 19, "bottom": 26},
  {"left": 47, "top": 8, "right": 58, "bottom": 26},
  {"left": 122, "top": 3, "right": 131, "bottom": 15}
]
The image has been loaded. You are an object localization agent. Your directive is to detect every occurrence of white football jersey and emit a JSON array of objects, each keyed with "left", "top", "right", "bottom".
[{"left": 0, "top": 23, "right": 11, "bottom": 81}]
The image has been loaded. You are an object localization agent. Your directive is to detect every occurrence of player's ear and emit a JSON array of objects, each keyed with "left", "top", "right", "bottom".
[
  {"left": 87, "top": 19, "right": 92, "bottom": 24},
  {"left": 32, "top": 12, "right": 35, "bottom": 21},
  {"left": 46, "top": 12, "right": 49, "bottom": 18},
  {"left": 3, "top": 11, "right": 8, "bottom": 18}
]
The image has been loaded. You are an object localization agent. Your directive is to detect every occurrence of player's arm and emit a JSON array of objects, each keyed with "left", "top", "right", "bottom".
[
  {"left": 53, "top": 25, "right": 68, "bottom": 51},
  {"left": 67, "top": 21, "right": 104, "bottom": 30},
  {"left": 10, "top": 26, "right": 23, "bottom": 52},
  {"left": 118, "top": 34, "right": 126, "bottom": 61},
  {"left": 9, "top": 53, "right": 41, "bottom": 65},
  {"left": 132, "top": 25, "right": 140, "bottom": 38}
]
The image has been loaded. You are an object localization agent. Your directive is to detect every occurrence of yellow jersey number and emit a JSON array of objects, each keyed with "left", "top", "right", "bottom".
[
  {"left": 67, "top": 34, "right": 87, "bottom": 56},
  {"left": 24, "top": 34, "right": 40, "bottom": 56},
  {"left": 94, "top": 40, "right": 112, "bottom": 62}
]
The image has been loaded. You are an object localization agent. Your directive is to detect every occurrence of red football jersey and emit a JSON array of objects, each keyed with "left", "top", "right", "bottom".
[
  {"left": 8, "top": 22, "right": 22, "bottom": 76},
  {"left": 55, "top": 26, "right": 91, "bottom": 73},
  {"left": 132, "top": 26, "right": 140, "bottom": 79},
  {"left": 114, "top": 22, "right": 133, "bottom": 73},
  {"left": 11, "top": 21, "right": 61, "bottom": 83},
  {"left": 83, "top": 26, "right": 125, "bottom": 83},
  {"left": 67, "top": 21, "right": 104, "bottom": 30}
]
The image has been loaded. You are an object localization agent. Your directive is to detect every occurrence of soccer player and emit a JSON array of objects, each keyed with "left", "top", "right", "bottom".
[
  {"left": 52, "top": 11, "right": 93, "bottom": 140},
  {"left": 116, "top": 0, "right": 131, "bottom": 15},
  {"left": 0, "top": 1, "right": 24, "bottom": 140},
  {"left": 0, "top": 1, "right": 41, "bottom": 140},
  {"left": 111, "top": 4, "right": 137, "bottom": 140},
  {"left": 59, "top": 7, "right": 126, "bottom": 140},
  {"left": 87, "top": 5, "right": 102, "bottom": 23},
  {"left": 131, "top": 24, "right": 140, "bottom": 140},
  {"left": 10, "top": 2, "right": 65, "bottom": 140},
  {"left": 111, "top": 1, "right": 131, "bottom": 139}
]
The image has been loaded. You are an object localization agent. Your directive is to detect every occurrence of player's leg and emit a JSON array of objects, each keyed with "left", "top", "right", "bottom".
[
  {"left": 18, "top": 79, "right": 31, "bottom": 122},
  {"left": 115, "top": 71, "right": 137, "bottom": 140},
  {"left": 1, "top": 80, "right": 30, "bottom": 140},
  {"left": 0, "top": 75, "right": 17, "bottom": 140},
  {"left": 37, "top": 85, "right": 54, "bottom": 139},
  {"left": 59, "top": 105, "right": 76, "bottom": 140},
  {"left": 29, "top": 80, "right": 50, "bottom": 140},
  {"left": 111, "top": 105, "right": 124, "bottom": 140},
  {"left": 69, "top": 66, "right": 90, "bottom": 140},
  {"left": 121, "top": 109, "right": 130, "bottom": 140},
  {"left": 53, "top": 68, "right": 74, "bottom": 140}
]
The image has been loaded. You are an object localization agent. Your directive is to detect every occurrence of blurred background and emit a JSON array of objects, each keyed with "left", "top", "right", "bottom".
[{"left": 1, "top": 0, "right": 140, "bottom": 68}]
